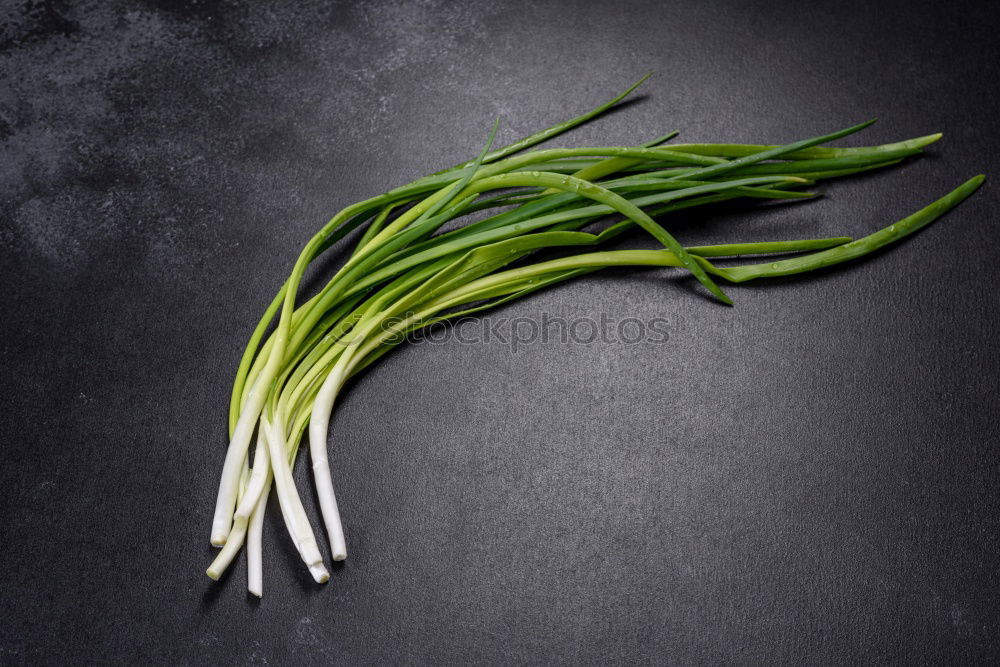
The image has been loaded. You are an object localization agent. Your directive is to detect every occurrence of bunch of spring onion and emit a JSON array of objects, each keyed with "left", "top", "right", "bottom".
[{"left": 206, "top": 75, "right": 984, "bottom": 596}]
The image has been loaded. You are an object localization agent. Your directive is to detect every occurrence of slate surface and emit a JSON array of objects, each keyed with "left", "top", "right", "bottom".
[{"left": 2, "top": 0, "right": 998, "bottom": 663}]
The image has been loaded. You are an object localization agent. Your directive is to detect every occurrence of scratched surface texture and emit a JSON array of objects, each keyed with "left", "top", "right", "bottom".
[{"left": 2, "top": 0, "right": 999, "bottom": 664}]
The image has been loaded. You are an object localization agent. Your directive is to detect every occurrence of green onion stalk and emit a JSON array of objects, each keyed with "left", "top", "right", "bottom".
[{"left": 205, "top": 75, "right": 984, "bottom": 597}]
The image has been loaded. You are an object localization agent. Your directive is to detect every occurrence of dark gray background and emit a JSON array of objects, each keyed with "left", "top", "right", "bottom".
[{"left": 2, "top": 0, "right": 998, "bottom": 663}]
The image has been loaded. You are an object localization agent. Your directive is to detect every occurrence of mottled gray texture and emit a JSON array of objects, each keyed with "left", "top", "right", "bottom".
[{"left": 1, "top": 0, "right": 999, "bottom": 664}]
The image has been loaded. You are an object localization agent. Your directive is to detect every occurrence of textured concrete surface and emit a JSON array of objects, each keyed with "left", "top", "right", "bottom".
[{"left": 1, "top": 0, "right": 999, "bottom": 663}]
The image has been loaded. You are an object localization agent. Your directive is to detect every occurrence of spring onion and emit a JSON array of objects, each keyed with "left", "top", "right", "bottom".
[{"left": 205, "top": 75, "right": 984, "bottom": 597}]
